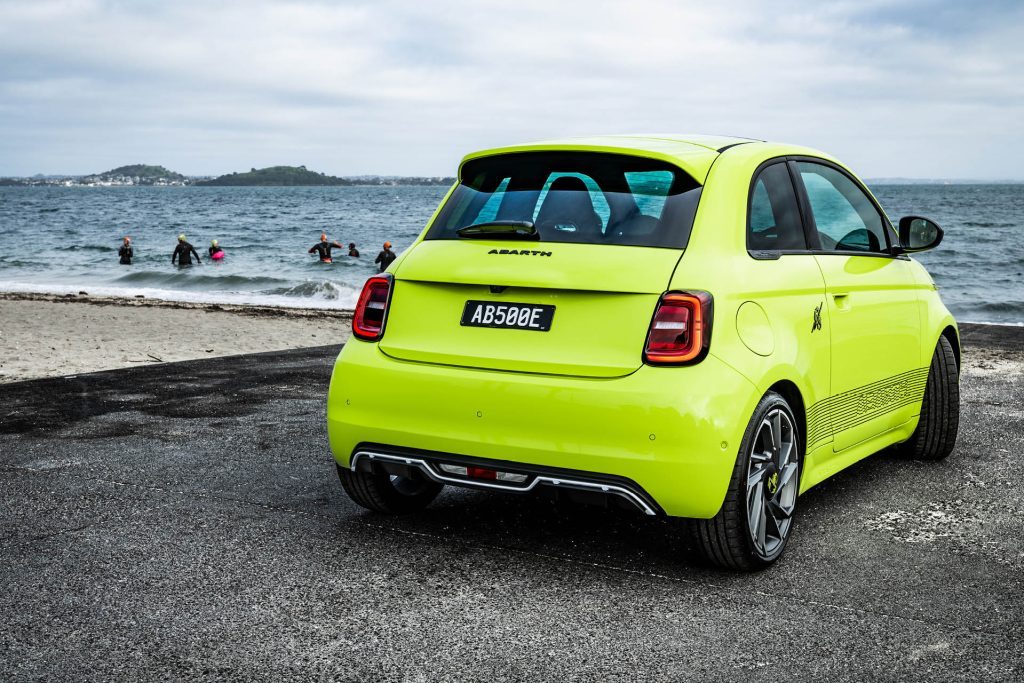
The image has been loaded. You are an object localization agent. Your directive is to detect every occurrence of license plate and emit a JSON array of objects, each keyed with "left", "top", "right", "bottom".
[{"left": 460, "top": 300, "right": 554, "bottom": 331}]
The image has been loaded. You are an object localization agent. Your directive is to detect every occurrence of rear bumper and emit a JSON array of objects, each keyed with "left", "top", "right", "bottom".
[
  {"left": 349, "top": 446, "right": 662, "bottom": 515},
  {"left": 327, "top": 341, "right": 759, "bottom": 518}
]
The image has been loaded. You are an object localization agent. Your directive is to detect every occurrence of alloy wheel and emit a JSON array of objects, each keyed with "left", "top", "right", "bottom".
[{"left": 746, "top": 407, "right": 799, "bottom": 559}]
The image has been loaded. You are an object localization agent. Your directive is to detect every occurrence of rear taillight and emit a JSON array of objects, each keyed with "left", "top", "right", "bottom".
[
  {"left": 643, "top": 291, "right": 713, "bottom": 365},
  {"left": 352, "top": 274, "right": 393, "bottom": 341}
]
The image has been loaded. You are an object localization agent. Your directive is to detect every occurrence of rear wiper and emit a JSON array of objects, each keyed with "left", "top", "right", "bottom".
[{"left": 456, "top": 220, "right": 539, "bottom": 241}]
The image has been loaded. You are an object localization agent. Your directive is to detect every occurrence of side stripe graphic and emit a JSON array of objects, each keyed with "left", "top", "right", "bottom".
[{"left": 806, "top": 367, "right": 929, "bottom": 450}]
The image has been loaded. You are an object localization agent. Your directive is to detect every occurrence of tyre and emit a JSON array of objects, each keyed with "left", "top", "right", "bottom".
[
  {"left": 899, "top": 335, "right": 960, "bottom": 460},
  {"left": 337, "top": 465, "right": 443, "bottom": 514},
  {"left": 691, "top": 392, "right": 801, "bottom": 570}
]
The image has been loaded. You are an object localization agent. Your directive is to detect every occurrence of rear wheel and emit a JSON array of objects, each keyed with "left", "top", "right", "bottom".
[
  {"left": 337, "top": 465, "right": 443, "bottom": 514},
  {"left": 899, "top": 335, "right": 960, "bottom": 460},
  {"left": 691, "top": 392, "right": 801, "bottom": 570}
]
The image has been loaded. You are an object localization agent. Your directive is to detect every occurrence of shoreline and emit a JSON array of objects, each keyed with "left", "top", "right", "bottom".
[
  {"left": 0, "top": 290, "right": 354, "bottom": 319},
  {"left": 1, "top": 290, "right": 1022, "bottom": 328},
  {"left": 2, "top": 291, "right": 1022, "bottom": 384}
]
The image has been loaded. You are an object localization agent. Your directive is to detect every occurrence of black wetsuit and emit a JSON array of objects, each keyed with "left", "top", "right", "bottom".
[
  {"left": 172, "top": 241, "right": 201, "bottom": 265},
  {"left": 375, "top": 249, "right": 396, "bottom": 272},
  {"left": 309, "top": 241, "right": 340, "bottom": 262},
  {"left": 118, "top": 245, "right": 133, "bottom": 265},
  {"left": 348, "top": 246, "right": 360, "bottom": 257},
  {"left": 208, "top": 246, "right": 221, "bottom": 257}
]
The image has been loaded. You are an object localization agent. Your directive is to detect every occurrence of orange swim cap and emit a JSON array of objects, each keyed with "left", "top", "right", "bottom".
[{"left": 384, "top": 241, "right": 392, "bottom": 248}]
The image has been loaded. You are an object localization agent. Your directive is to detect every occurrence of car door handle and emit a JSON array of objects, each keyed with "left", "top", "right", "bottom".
[{"left": 833, "top": 292, "right": 851, "bottom": 310}]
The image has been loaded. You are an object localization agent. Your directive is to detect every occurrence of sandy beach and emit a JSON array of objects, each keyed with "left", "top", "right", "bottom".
[
  {"left": 3, "top": 290, "right": 1021, "bottom": 385},
  {"left": 0, "top": 292, "right": 351, "bottom": 383}
]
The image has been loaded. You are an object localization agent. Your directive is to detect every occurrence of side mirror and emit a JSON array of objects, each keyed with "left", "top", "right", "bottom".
[{"left": 897, "top": 216, "right": 943, "bottom": 253}]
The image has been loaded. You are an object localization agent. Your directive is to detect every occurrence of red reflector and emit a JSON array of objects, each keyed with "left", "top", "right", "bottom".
[
  {"left": 352, "top": 274, "right": 393, "bottom": 341},
  {"left": 466, "top": 466, "right": 497, "bottom": 480},
  {"left": 644, "top": 291, "right": 713, "bottom": 365}
]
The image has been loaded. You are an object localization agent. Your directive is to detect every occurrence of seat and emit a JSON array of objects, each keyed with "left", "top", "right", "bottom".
[{"left": 534, "top": 177, "right": 603, "bottom": 241}]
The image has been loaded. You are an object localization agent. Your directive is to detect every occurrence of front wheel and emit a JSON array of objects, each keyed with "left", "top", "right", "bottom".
[
  {"left": 898, "top": 335, "right": 960, "bottom": 460},
  {"left": 337, "top": 465, "right": 443, "bottom": 514},
  {"left": 691, "top": 392, "right": 801, "bottom": 570}
]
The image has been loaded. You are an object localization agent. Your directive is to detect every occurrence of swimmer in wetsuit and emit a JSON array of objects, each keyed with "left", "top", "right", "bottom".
[
  {"left": 375, "top": 241, "right": 397, "bottom": 272},
  {"left": 309, "top": 233, "right": 344, "bottom": 263},
  {"left": 118, "top": 236, "right": 133, "bottom": 265},
  {"left": 171, "top": 234, "right": 202, "bottom": 266}
]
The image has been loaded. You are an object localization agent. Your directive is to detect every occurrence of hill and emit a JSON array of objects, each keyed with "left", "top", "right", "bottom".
[
  {"left": 0, "top": 165, "right": 454, "bottom": 187},
  {"left": 198, "top": 165, "right": 349, "bottom": 186},
  {"left": 75, "top": 164, "right": 189, "bottom": 185},
  {"left": 97, "top": 164, "right": 187, "bottom": 181},
  {"left": 198, "top": 166, "right": 455, "bottom": 186}
]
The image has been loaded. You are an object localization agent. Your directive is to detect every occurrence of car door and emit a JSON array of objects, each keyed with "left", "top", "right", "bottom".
[
  {"left": 743, "top": 161, "right": 831, "bottom": 455},
  {"left": 793, "top": 160, "right": 923, "bottom": 453}
]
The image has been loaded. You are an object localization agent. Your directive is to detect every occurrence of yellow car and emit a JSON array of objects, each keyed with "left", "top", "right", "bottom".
[{"left": 327, "top": 135, "right": 959, "bottom": 569}]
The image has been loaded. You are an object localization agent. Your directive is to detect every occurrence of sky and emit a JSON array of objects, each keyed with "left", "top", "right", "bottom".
[{"left": 0, "top": 0, "right": 1022, "bottom": 178}]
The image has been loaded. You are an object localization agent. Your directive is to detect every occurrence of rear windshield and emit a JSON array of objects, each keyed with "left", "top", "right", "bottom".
[{"left": 426, "top": 152, "right": 702, "bottom": 248}]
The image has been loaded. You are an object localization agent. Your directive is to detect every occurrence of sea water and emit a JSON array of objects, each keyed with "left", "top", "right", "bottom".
[
  {"left": 0, "top": 184, "right": 1021, "bottom": 323},
  {"left": 0, "top": 185, "right": 447, "bottom": 310}
]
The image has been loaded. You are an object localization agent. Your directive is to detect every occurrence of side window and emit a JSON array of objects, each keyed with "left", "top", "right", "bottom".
[
  {"left": 797, "top": 162, "right": 888, "bottom": 253},
  {"left": 747, "top": 162, "right": 806, "bottom": 252}
]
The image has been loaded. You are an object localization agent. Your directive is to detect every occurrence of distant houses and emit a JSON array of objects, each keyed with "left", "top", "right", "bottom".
[
  {"left": 1, "top": 164, "right": 191, "bottom": 187},
  {"left": 197, "top": 165, "right": 454, "bottom": 187},
  {"left": 0, "top": 163, "right": 454, "bottom": 187}
]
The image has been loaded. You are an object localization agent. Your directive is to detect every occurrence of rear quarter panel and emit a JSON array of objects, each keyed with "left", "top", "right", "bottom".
[{"left": 667, "top": 143, "right": 838, "bottom": 485}]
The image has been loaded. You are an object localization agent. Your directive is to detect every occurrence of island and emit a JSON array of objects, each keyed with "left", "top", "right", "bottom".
[
  {"left": 0, "top": 164, "right": 190, "bottom": 187},
  {"left": 89, "top": 164, "right": 189, "bottom": 185},
  {"left": 0, "top": 164, "right": 455, "bottom": 187},
  {"left": 197, "top": 165, "right": 453, "bottom": 187}
]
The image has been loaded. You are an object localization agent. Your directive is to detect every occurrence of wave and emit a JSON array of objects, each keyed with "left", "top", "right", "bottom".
[
  {"left": 971, "top": 300, "right": 1024, "bottom": 314},
  {"left": 64, "top": 244, "right": 116, "bottom": 252},
  {"left": 961, "top": 320, "right": 1024, "bottom": 327},
  {"left": 263, "top": 280, "right": 357, "bottom": 303},
  {"left": 110, "top": 270, "right": 292, "bottom": 290},
  {"left": 0, "top": 258, "right": 41, "bottom": 268},
  {"left": 962, "top": 221, "right": 1017, "bottom": 228},
  {"left": 0, "top": 280, "right": 357, "bottom": 310}
]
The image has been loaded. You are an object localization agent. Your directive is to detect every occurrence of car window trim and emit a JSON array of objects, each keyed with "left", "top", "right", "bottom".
[
  {"left": 788, "top": 155, "right": 898, "bottom": 257},
  {"left": 786, "top": 159, "right": 822, "bottom": 251},
  {"left": 745, "top": 158, "right": 814, "bottom": 260},
  {"left": 429, "top": 150, "right": 702, "bottom": 250},
  {"left": 745, "top": 155, "right": 904, "bottom": 260}
]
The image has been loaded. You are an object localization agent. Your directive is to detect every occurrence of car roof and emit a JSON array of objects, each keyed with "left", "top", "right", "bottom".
[{"left": 461, "top": 134, "right": 828, "bottom": 184}]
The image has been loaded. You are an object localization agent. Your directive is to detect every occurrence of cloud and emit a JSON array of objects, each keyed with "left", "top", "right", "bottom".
[{"left": 0, "top": 0, "right": 1021, "bottom": 177}]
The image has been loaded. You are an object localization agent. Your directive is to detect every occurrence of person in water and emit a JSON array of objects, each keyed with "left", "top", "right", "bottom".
[
  {"left": 118, "top": 236, "right": 133, "bottom": 265},
  {"left": 375, "top": 241, "right": 397, "bottom": 272},
  {"left": 348, "top": 242, "right": 360, "bottom": 257},
  {"left": 171, "top": 234, "right": 202, "bottom": 266},
  {"left": 209, "top": 239, "right": 225, "bottom": 260},
  {"left": 309, "top": 233, "right": 344, "bottom": 263}
]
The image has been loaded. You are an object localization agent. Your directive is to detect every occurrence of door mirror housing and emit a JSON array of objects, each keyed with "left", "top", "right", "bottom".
[{"left": 897, "top": 216, "right": 943, "bottom": 253}]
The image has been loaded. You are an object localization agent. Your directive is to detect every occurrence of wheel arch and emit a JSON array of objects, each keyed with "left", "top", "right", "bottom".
[
  {"left": 940, "top": 325, "right": 960, "bottom": 372},
  {"left": 766, "top": 379, "right": 807, "bottom": 459}
]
